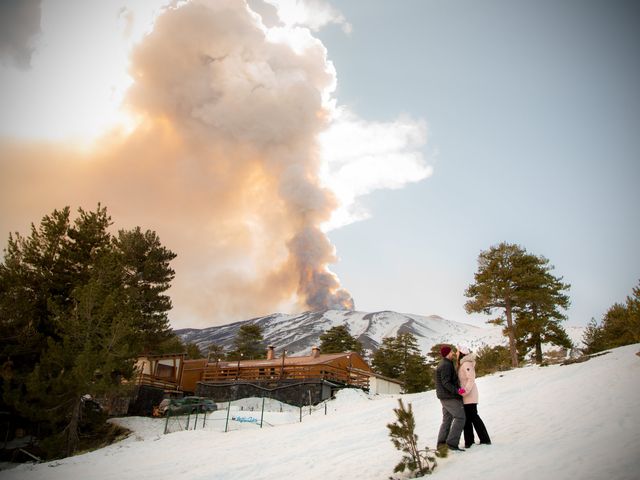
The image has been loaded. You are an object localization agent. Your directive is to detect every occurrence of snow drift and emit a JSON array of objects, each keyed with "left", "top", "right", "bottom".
[{"left": 2, "top": 344, "right": 638, "bottom": 480}]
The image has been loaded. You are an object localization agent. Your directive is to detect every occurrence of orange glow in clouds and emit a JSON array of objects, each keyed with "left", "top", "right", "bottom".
[
  {"left": 1, "top": 0, "right": 353, "bottom": 327},
  {"left": 1, "top": 0, "right": 431, "bottom": 328}
]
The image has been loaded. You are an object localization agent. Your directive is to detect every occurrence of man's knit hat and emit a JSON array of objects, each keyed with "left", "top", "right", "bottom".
[{"left": 440, "top": 345, "right": 452, "bottom": 357}]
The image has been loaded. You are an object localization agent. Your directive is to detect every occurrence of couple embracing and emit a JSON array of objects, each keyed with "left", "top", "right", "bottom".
[{"left": 435, "top": 344, "right": 491, "bottom": 452}]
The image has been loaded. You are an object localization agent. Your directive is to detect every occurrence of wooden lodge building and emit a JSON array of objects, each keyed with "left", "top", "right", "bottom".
[
  {"left": 193, "top": 346, "right": 379, "bottom": 406},
  {"left": 129, "top": 346, "right": 402, "bottom": 410},
  {"left": 134, "top": 353, "right": 186, "bottom": 393},
  {"left": 99, "top": 353, "right": 188, "bottom": 416}
]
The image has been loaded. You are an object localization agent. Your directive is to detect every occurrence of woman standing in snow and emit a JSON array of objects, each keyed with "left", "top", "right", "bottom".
[{"left": 457, "top": 346, "right": 491, "bottom": 448}]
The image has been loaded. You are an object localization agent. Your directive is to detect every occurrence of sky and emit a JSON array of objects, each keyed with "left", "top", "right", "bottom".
[
  {"left": 2, "top": 343, "right": 639, "bottom": 479},
  {"left": 321, "top": 0, "right": 640, "bottom": 327},
  {"left": 0, "top": 0, "right": 638, "bottom": 330}
]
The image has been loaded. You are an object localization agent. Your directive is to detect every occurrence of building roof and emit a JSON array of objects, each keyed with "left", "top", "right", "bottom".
[
  {"left": 352, "top": 367, "right": 404, "bottom": 386},
  {"left": 214, "top": 351, "right": 370, "bottom": 370}
]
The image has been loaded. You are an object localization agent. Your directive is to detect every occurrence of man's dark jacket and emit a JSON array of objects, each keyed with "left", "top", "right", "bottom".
[{"left": 435, "top": 357, "right": 462, "bottom": 400}]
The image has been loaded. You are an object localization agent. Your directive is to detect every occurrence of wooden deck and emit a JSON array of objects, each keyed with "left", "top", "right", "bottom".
[
  {"left": 134, "top": 373, "right": 181, "bottom": 392},
  {"left": 201, "top": 363, "right": 370, "bottom": 390}
]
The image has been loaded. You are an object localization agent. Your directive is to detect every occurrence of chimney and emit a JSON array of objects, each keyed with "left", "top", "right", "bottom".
[
  {"left": 266, "top": 345, "right": 274, "bottom": 360},
  {"left": 311, "top": 346, "right": 320, "bottom": 358}
]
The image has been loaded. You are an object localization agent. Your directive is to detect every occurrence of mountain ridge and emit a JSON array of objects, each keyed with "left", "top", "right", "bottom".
[{"left": 174, "top": 309, "right": 586, "bottom": 358}]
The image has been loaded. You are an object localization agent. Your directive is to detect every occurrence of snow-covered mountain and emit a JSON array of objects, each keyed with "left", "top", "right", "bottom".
[{"left": 175, "top": 310, "right": 585, "bottom": 357}]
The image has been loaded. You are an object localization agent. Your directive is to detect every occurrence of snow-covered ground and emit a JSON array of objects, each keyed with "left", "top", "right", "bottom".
[{"left": 2, "top": 344, "right": 638, "bottom": 480}]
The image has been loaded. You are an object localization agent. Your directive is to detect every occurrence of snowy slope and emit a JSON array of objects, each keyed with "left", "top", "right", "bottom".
[
  {"left": 2, "top": 344, "right": 638, "bottom": 480},
  {"left": 175, "top": 309, "right": 585, "bottom": 358}
]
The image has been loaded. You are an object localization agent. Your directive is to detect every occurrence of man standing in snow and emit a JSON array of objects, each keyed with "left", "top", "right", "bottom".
[{"left": 435, "top": 344, "right": 466, "bottom": 451}]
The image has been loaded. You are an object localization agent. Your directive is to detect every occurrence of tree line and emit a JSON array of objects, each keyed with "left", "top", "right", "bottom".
[
  {"left": 202, "top": 241, "right": 638, "bottom": 391},
  {"left": 0, "top": 205, "right": 179, "bottom": 458},
  {"left": 196, "top": 323, "right": 367, "bottom": 362},
  {"left": 464, "top": 242, "right": 639, "bottom": 366},
  {"left": 197, "top": 241, "right": 578, "bottom": 380},
  {"left": 198, "top": 323, "right": 435, "bottom": 394},
  {"left": 193, "top": 235, "right": 582, "bottom": 393},
  {"left": 2, "top": 207, "right": 634, "bottom": 458},
  {"left": 582, "top": 280, "right": 640, "bottom": 353}
]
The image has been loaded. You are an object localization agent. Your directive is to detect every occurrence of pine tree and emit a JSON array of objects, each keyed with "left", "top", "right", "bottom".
[
  {"left": 0, "top": 205, "right": 177, "bottom": 458},
  {"left": 582, "top": 318, "right": 606, "bottom": 354},
  {"left": 627, "top": 282, "right": 640, "bottom": 333},
  {"left": 15, "top": 251, "right": 141, "bottom": 457},
  {"left": 601, "top": 303, "right": 635, "bottom": 347},
  {"left": 387, "top": 399, "right": 437, "bottom": 477},
  {"left": 185, "top": 343, "right": 204, "bottom": 359},
  {"left": 474, "top": 345, "right": 512, "bottom": 376},
  {"left": 582, "top": 280, "right": 640, "bottom": 354},
  {"left": 0, "top": 207, "right": 75, "bottom": 375},
  {"left": 403, "top": 354, "right": 433, "bottom": 393},
  {"left": 465, "top": 243, "right": 529, "bottom": 367},
  {"left": 227, "top": 324, "right": 265, "bottom": 360},
  {"left": 465, "top": 242, "right": 571, "bottom": 367},
  {"left": 626, "top": 282, "right": 640, "bottom": 343},
  {"left": 372, "top": 333, "right": 432, "bottom": 393},
  {"left": 206, "top": 343, "right": 226, "bottom": 361},
  {"left": 372, "top": 337, "right": 403, "bottom": 378},
  {"left": 319, "top": 325, "right": 363, "bottom": 354},
  {"left": 113, "top": 227, "right": 176, "bottom": 353},
  {"left": 513, "top": 254, "right": 572, "bottom": 363},
  {"left": 66, "top": 205, "right": 112, "bottom": 287}
]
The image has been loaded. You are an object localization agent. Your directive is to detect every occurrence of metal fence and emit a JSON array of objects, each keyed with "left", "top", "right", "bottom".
[{"left": 162, "top": 396, "right": 332, "bottom": 434}]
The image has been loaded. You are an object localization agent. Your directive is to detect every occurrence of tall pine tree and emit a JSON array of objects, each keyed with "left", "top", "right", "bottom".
[
  {"left": 0, "top": 205, "right": 177, "bottom": 458},
  {"left": 465, "top": 243, "right": 529, "bottom": 367},
  {"left": 513, "top": 254, "right": 572, "bottom": 363},
  {"left": 319, "top": 325, "right": 363, "bottom": 355},
  {"left": 465, "top": 242, "right": 572, "bottom": 367},
  {"left": 372, "top": 333, "right": 432, "bottom": 393},
  {"left": 227, "top": 324, "right": 265, "bottom": 360},
  {"left": 583, "top": 280, "right": 640, "bottom": 353},
  {"left": 113, "top": 227, "right": 176, "bottom": 352}
]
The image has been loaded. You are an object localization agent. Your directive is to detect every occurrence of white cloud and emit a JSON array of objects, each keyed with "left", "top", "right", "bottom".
[
  {"left": 263, "top": 0, "right": 352, "bottom": 33},
  {"left": 319, "top": 107, "right": 433, "bottom": 230}
]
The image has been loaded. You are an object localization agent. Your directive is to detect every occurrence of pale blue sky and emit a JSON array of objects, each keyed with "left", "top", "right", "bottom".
[
  {"left": 319, "top": 0, "right": 640, "bottom": 326},
  {"left": 0, "top": 0, "right": 637, "bottom": 329}
]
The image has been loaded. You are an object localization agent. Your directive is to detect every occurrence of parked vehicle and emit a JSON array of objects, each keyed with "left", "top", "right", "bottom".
[{"left": 158, "top": 396, "right": 216, "bottom": 416}]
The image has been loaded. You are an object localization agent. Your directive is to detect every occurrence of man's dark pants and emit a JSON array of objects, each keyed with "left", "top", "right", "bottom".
[{"left": 437, "top": 398, "right": 466, "bottom": 447}]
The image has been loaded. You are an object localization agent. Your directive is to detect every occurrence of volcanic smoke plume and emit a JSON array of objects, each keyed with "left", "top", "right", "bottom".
[
  {"left": 1, "top": 0, "right": 433, "bottom": 327},
  {"left": 0, "top": 0, "right": 355, "bottom": 325}
]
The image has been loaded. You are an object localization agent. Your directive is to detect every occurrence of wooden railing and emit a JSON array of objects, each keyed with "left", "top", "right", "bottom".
[
  {"left": 135, "top": 373, "right": 181, "bottom": 391},
  {"left": 201, "top": 364, "right": 370, "bottom": 390}
]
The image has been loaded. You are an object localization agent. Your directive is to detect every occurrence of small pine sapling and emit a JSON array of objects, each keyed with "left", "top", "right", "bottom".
[{"left": 386, "top": 399, "right": 437, "bottom": 477}]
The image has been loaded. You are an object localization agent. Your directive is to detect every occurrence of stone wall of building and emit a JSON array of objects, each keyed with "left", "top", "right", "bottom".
[{"left": 195, "top": 380, "right": 336, "bottom": 407}]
